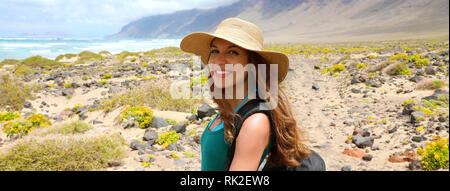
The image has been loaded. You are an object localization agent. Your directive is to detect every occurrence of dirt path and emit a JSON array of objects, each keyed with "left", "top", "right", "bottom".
[{"left": 283, "top": 55, "right": 441, "bottom": 171}]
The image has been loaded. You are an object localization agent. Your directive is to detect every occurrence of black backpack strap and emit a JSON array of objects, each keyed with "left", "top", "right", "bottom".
[{"left": 224, "top": 99, "right": 274, "bottom": 171}]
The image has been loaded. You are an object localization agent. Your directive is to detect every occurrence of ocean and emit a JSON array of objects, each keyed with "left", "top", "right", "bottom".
[{"left": 0, "top": 38, "right": 181, "bottom": 61}]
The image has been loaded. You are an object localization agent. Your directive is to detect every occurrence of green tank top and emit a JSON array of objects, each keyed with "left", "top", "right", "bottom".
[
  {"left": 200, "top": 125, "right": 272, "bottom": 171},
  {"left": 200, "top": 88, "right": 272, "bottom": 171}
]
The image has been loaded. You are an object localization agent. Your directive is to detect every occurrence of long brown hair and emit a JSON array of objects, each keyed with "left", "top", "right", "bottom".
[{"left": 207, "top": 50, "right": 311, "bottom": 167}]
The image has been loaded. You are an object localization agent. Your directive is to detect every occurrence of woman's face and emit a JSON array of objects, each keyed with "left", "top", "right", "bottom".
[{"left": 208, "top": 38, "right": 249, "bottom": 89}]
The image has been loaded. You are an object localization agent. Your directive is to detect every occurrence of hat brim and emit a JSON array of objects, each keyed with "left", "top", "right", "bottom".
[{"left": 180, "top": 32, "right": 290, "bottom": 83}]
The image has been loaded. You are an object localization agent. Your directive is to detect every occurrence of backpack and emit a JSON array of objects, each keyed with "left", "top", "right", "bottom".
[{"left": 224, "top": 99, "right": 326, "bottom": 171}]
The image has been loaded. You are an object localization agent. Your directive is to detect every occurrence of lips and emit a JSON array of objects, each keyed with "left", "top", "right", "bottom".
[{"left": 214, "top": 70, "right": 233, "bottom": 78}]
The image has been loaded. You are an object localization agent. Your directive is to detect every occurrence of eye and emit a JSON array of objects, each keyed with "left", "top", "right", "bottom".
[
  {"left": 229, "top": 50, "right": 239, "bottom": 55},
  {"left": 210, "top": 49, "right": 219, "bottom": 54}
]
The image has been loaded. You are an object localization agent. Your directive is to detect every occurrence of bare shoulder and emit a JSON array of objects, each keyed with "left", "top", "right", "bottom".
[
  {"left": 230, "top": 113, "right": 271, "bottom": 170},
  {"left": 239, "top": 113, "right": 271, "bottom": 140}
]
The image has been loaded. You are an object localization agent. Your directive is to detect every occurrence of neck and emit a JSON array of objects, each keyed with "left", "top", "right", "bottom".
[{"left": 223, "top": 78, "right": 252, "bottom": 113}]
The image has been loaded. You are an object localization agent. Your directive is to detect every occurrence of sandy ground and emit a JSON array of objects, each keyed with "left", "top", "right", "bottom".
[
  {"left": 0, "top": 43, "right": 448, "bottom": 171},
  {"left": 284, "top": 55, "right": 448, "bottom": 171}
]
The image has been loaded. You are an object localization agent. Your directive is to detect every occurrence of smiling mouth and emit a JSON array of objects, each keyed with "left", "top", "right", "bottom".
[{"left": 214, "top": 70, "right": 233, "bottom": 78}]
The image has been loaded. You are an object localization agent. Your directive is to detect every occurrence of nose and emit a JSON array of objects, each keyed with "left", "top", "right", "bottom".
[{"left": 213, "top": 52, "right": 227, "bottom": 66}]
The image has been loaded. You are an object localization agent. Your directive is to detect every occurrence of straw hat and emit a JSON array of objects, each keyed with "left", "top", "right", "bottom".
[{"left": 180, "top": 17, "right": 289, "bottom": 83}]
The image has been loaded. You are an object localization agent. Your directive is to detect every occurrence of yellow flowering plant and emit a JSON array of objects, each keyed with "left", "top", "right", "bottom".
[
  {"left": 1, "top": 113, "right": 51, "bottom": 138},
  {"left": 118, "top": 106, "right": 154, "bottom": 129},
  {"left": 155, "top": 131, "right": 180, "bottom": 148},
  {"left": 0, "top": 111, "right": 21, "bottom": 123},
  {"left": 417, "top": 136, "right": 449, "bottom": 170}
]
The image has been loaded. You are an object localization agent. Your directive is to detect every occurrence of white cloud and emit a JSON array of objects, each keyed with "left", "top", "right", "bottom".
[
  {"left": 2, "top": 0, "right": 239, "bottom": 25},
  {"left": 0, "top": 0, "right": 240, "bottom": 37}
]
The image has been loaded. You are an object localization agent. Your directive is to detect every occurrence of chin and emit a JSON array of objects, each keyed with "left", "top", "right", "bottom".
[
  {"left": 213, "top": 77, "right": 234, "bottom": 89},
  {"left": 214, "top": 82, "right": 234, "bottom": 89}
]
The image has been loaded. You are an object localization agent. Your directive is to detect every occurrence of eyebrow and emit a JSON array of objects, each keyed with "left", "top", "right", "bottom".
[{"left": 210, "top": 45, "right": 240, "bottom": 49}]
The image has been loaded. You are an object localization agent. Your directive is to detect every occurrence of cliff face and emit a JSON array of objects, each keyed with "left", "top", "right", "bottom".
[{"left": 108, "top": 0, "right": 449, "bottom": 42}]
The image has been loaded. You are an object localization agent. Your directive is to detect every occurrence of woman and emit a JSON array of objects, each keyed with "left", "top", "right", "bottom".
[{"left": 180, "top": 18, "right": 316, "bottom": 171}]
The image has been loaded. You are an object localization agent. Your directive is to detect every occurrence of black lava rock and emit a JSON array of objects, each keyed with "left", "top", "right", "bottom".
[
  {"left": 352, "top": 134, "right": 374, "bottom": 148},
  {"left": 197, "top": 103, "right": 217, "bottom": 119},
  {"left": 170, "top": 123, "right": 187, "bottom": 134},
  {"left": 151, "top": 117, "right": 170, "bottom": 129}
]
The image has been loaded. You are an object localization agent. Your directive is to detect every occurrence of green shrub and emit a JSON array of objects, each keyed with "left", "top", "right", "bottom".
[
  {"left": 98, "top": 80, "right": 204, "bottom": 113},
  {"left": 144, "top": 47, "right": 185, "bottom": 57},
  {"left": 416, "top": 58, "right": 430, "bottom": 67},
  {"left": 385, "top": 62, "right": 411, "bottom": 76},
  {"left": 21, "top": 56, "right": 64, "bottom": 68},
  {"left": 118, "top": 106, "right": 154, "bottom": 129},
  {"left": 71, "top": 104, "right": 83, "bottom": 111},
  {"left": 0, "top": 133, "right": 127, "bottom": 171},
  {"left": 97, "top": 80, "right": 108, "bottom": 85},
  {"left": 0, "top": 75, "right": 34, "bottom": 111},
  {"left": 166, "top": 118, "right": 178, "bottom": 125},
  {"left": 116, "top": 51, "right": 139, "bottom": 63},
  {"left": 13, "top": 65, "right": 33, "bottom": 77},
  {"left": 413, "top": 105, "right": 437, "bottom": 116},
  {"left": 356, "top": 63, "right": 366, "bottom": 70},
  {"left": 421, "top": 95, "right": 449, "bottom": 109},
  {"left": 64, "top": 83, "right": 72, "bottom": 88},
  {"left": 187, "top": 129, "right": 197, "bottom": 136},
  {"left": 98, "top": 50, "right": 111, "bottom": 55},
  {"left": 58, "top": 120, "right": 93, "bottom": 134},
  {"left": 183, "top": 152, "right": 196, "bottom": 158},
  {"left": 190, "top": 75, "right": 208, "bottom": 88},
  {"left": 78, "top": 51, "right": 104, "bottom": 62},
  {"left": 367, "top": 61, "right": 392, "bottom": 73},
  {"left": 55, "top": 53, "right": 77, "bottom": 61},
  {"left": 402, "top": 99, "right": 415, "bottom": 106},
  {"left": 321, "top": 64, "right": 346, "bottom": 74},
  {"left": 368, "top": 55, "right": 377, "bottom": 59},
  {"left": 101, "top": 73, "right": 113, "bottom": 79},
  {"left": 390, "top": 53, "right": 408, "bottom": 61},
  {"left": 436, "top": 95, "right": 449, "bottom": 108},
  {"left": 407, "top": 54, "right": 422, "bottom": 63},
  {"left": 432, "top": 80, "right": 446, "bottom": 88},
  {"left": 331, "top": 64, "right": 346, "bottom": 73},
  {"left": 415, "top": 80, "right": 447, "bottom": 90},
  {"left": 422, "top": 99, "right": 443, "bottom": 109},
  {"left": 0, "top": 59, "right": 21, "bottom": 68},
  {"left": 417, "top": 136, "right": 449, "bottom": 170},
  {"left": 155, "top": 131, "right": 180, "bottom": 148}
]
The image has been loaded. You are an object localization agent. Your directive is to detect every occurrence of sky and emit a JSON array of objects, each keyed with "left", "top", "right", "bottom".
[{"left": 0, "top": 0, "right": 239, "bottom": 38}]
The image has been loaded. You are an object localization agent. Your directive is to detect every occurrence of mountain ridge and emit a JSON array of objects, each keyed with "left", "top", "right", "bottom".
[{"left": 108, "top": 0, "right": 449, "bottom": 42}]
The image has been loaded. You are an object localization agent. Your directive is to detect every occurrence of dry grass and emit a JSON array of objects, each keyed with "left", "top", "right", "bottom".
[
  {"left": 367, "top": 61, "right": 393, "bottom": 73},
  {"left": 0, "top": 74, "right": 36, "bottom": 111},
  {"left": 383, "top": 62, "right": 411, "bottom": 76},
  {"left": 42, "top": 120, "right": 94, "bottom": 135},
  {"left": 99, "top": 79, "right": 204, "bottom": 113},
  {"left": 0, "top": 59, "right": 21, "bottom": 68},
  {"left": 0, "top": 122, "right": 126, "bottom": 171},
  {"left": 415, "top": 79, "right": 448, "bottom": 90}
]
